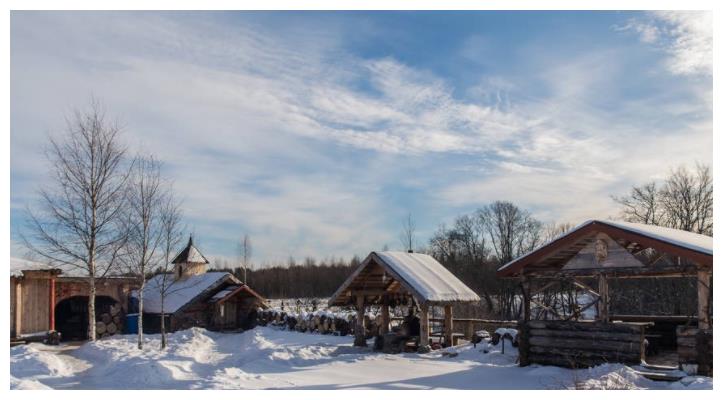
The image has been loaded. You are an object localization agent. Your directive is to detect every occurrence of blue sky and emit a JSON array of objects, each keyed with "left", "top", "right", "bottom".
[{"left": 10, "top": 11, "right": 712, "bottom": 265}]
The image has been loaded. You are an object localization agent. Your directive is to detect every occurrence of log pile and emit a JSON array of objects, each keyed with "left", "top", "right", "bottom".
[
  {"left": 258, "top": 309, "right": 380, "bottom": 337},
  {"left": 677, "top": 326, "right": 713, "bottom": 377},
  {"left": 523, "top": 320, "right": 646, "bottom": 368},
  {"left": 96, "top": 304, "right": 124, "bottom": 338}
]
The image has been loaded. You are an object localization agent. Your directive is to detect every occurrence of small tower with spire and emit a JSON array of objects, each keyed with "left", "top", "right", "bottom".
[{"left": 171, "top": 235, "right": 210, "bottom": 280}]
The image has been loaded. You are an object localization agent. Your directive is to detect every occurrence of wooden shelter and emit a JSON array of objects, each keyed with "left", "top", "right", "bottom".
[
  {"left": 10, "top": 258, "right": 135, "bottom": 341},
  {"left": 329, "top": 251, "right": 480, "bottom": 350},
  {"left": 497, "top": 220, "right": 713, "bottom": 375}
]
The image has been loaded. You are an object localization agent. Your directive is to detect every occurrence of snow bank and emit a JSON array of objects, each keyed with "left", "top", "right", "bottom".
[{"left": 10, "top": 327, "right": 712, "bottom": 390}]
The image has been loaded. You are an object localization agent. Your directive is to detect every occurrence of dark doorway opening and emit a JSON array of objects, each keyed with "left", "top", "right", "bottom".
[{"left": 54, "top": 296, "right": 118, "bottom": 341}]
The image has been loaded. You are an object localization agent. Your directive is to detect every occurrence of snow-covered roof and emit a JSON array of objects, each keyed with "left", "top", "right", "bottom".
[
  {"left": 140, "top": 272, "right": 234, "bottom": 314},
  {"left": 210, "top": 286, "right": 239, "bottom": 302},
  {"left": 497, "top": 219, "right": 714, "bottom": 276},
  {"left": 10, "top": 257, "right": 129, "bottom": 279},
  {"left": 600, "top": 220, "right": 712, "bottom": 255},
  {"left": 329, "top": 251, "right": 480, "bottom": 306},
  {"left": 171, "top": 236, "right": 209, "bottom": 265}
]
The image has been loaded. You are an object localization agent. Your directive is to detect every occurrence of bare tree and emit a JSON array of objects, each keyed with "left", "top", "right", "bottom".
[
  {"left": 237, "top": 234, "right": 252, "bottom": 283},
  {"left": 480, "top": 201, "right": 542, "bottom": 264},
  {"left": 480, "top": 201, "right": 542, "bottom": 319},
  {"left": 156, "top": 190, "right": 185, "bottom": 350},
  {"left": 123, "top": 155, "right": 165, "bottom": 349},
  {"left": 612, "top": 182, "right": 662, "bottom": 225},
  {"left": 613, "top": 163, "right": 712, "bottom": 236},
  {"left": 399, "top": 212, "right": 416, "bottom": 252},
  {"left": 660, "top": 164, "right": 713, "bottom": 235},
  {"left": 24, "top": 101, "right": 131, "bottom": 341}
]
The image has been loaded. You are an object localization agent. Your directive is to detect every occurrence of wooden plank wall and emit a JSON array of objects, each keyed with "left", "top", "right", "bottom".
[
  {"left": 20, "top": 278, "right": 51, "bottom": 334},
  {"left": 677, "top": 326, "right": 713, "bottom": 376},
  {"left": 523, "top": 320, "right": 645, "bottom": 368}
]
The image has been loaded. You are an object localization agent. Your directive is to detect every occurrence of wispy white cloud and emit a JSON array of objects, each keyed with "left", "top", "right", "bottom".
[
  {"left": 10, "top": 12, "right": 712, "bottom": 262},
  {"left": 616, "top": 11, "right": 712, "bottom": 77}
]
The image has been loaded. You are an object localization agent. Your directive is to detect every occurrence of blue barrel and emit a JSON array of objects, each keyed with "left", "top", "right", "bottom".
[{"left": 125, "top": 313, "right": 139, "bottom": 334}]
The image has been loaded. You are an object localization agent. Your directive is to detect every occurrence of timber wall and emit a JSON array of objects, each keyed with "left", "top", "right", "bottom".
[
  {"left": 677, "top": 326, "right": 713, "bottom": 376},
  {"left": 520, "top": 320, "right": 646, "bottom": 368}
]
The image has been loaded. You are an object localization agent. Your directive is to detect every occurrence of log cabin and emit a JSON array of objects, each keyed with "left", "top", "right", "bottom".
[{"left": 133, "top": 236, "right": 268, "bottom": 333}]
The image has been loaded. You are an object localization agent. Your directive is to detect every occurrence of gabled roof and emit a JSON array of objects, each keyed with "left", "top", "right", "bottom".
[
  {"left": 140, "top": 272, "right": 235, "bottom": 313},
  {"left": 171, "top": 236, "right": 209, "bottom": 264},
  {"left": 329, "top": 251, "right": 480, "bottom": 306},
  {"left": 208, "top": 284, "right": 268, "bottom": 308},
  {"left": 497, "top": 220, "right": 713, "bottom": 277}
]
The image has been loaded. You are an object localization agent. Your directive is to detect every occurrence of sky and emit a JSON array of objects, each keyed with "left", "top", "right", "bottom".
[{"left": 10, "top": 11, "right": 713, "bottom": 266}]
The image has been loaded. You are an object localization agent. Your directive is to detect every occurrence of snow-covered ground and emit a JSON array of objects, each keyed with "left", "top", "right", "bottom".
[{"left": 10, "top": 326, "right": 712, "bottom": 390}]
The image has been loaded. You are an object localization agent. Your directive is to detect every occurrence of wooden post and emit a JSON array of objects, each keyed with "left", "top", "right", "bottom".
[
  {"left": 444, "top": 304, "right": 453, "bottom": 347},
  {"left": 49, "top": 276, "right": 56, "bottom": 331},
  {"left": 353, "top": 295, "right": 367, "bottom": 347},
  {"left": 15, "top": 279, "right": 23, "bottom": 337},
  {"left": 381, "top": 296, "right": 390, "bottom": 334},
  {"left": 419, "top": 302, "right": 430, "bottom": 352},
  {"left": 521, "top": 276, "right": 531, "bottom": 322},
  {"left": 597, "top": 274, "right": 609, "bottom": 323},
  {"left": 697, "top": 268, "right": 711, "bottom": 329},
  {"left": 519, "top": 276, "right": 531, "bottom": 366}
]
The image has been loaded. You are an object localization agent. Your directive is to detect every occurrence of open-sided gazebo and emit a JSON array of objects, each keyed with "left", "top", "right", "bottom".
[
  {"left": 497, "top": 220, "right": 713, "bottom": 375},
  {"left": 329, "top": 251, "right": 480, "bottom": 350}
]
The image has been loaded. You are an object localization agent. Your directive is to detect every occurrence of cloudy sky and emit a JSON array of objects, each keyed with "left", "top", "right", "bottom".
[{"left": 10, "top": 11, "right": 712, "bottom": 265}]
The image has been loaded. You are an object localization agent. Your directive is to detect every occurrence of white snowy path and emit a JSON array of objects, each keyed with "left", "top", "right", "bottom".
[{"left": 10, "top": 327, "right": 712, "bottom": 390}]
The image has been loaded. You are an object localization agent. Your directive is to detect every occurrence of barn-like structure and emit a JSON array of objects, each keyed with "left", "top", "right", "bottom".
[
  {"left": 135, "top": 236, "right": 268, "bottom": 332},
  {"left": 10, "top": 258, "right": 135, "bottom": 341},
  {"left": 497, "top": 220, "right": 712, "bottom": 376},
  {"left": 329, "top": 251, "right": 480, "bottom": 351}
]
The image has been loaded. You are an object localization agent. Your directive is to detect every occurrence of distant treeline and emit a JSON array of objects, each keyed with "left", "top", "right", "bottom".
[{"left": 210, "top": 256, "right": 359, "bottom": 299}]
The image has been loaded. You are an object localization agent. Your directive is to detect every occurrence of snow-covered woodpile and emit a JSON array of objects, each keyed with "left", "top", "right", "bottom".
[
  {"left": 95, "top": 304, "right": 124, "bottom": 338},
  {"left": 258, "top": 309, "right": 381, "bottom": 338}
]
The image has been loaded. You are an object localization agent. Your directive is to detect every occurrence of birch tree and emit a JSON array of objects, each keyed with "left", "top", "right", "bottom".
[
  {"left": 156, "top": 191, "right": 185, "bottom": 350},
  {"left": 24, "top": 101, "right": 131, "bottom": 341},
  {"left": 123, "top": 155, "right": 165, "bottom": 349}
]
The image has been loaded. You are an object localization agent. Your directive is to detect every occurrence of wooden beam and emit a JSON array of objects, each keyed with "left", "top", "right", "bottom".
[
  {"left": 444, "top": 305, "right": 453, "bottom": 347},
  {"left": 49, "top": 277, "right": 56, "bottom": 331},
  {"left": 697, "top": 268, "right": 711, "bottom": 329},
  {"left": 597, "top": 274, "right": 609, "bottom": 323},
  {"left": 419, "top": 303, "right": 430, "bottom": 352},
  {"left": 354, "top": 296, "right": 366, "bottom": 347},
  {"left": 521, "top": 276, "right": 531, "bottom": 322},
  {"left": 381, "top": 296, "right": 390, "bottom": 334},
  {"left": 14, "top": 279, "right": 22, "bottom": 336}
]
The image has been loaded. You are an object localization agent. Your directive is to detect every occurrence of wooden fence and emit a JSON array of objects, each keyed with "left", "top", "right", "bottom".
[{"left": 520, "top": 320, "right": 647, "bottom": 368}]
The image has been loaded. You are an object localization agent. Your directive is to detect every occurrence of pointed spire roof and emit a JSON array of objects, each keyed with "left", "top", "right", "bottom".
[{"left": 171, "top": 235, "right": 210, "bottom": 264}]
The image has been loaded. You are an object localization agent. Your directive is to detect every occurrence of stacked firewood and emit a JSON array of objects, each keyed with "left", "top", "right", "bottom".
[
  {"left": 95, "top": 304, "right": 124, "bottom": 338},
  {"left": 257, "top": 309, "right": 380, "bottom": 338}
]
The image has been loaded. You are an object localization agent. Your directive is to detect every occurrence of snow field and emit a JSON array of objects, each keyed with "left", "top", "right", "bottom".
[{"left": 10, "top": 326, "right": 712, "bottom": 390}]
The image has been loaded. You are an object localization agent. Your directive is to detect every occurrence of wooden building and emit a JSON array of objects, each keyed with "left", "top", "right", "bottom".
[
  {"left": 136, "top": 237, "right": 268, "bottom": 332},
  {"left": 329, "top": 251, "right": 480, "bottom": 351},
  {"left": 10, "top": 258, "right": 135, "bottom": 341},
  {"left": 497, "top": 220, "right": 713, "bottom": 376}
]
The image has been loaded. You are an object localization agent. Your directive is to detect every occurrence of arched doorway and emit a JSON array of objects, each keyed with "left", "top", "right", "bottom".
[{"left": 54, "top": 296, "right": 118, "bottom": 341}]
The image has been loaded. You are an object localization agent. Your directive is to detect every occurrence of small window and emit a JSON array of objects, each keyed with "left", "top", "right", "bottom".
[{"left": 219, "top": 303, "right": 225, "bottom": 318}]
